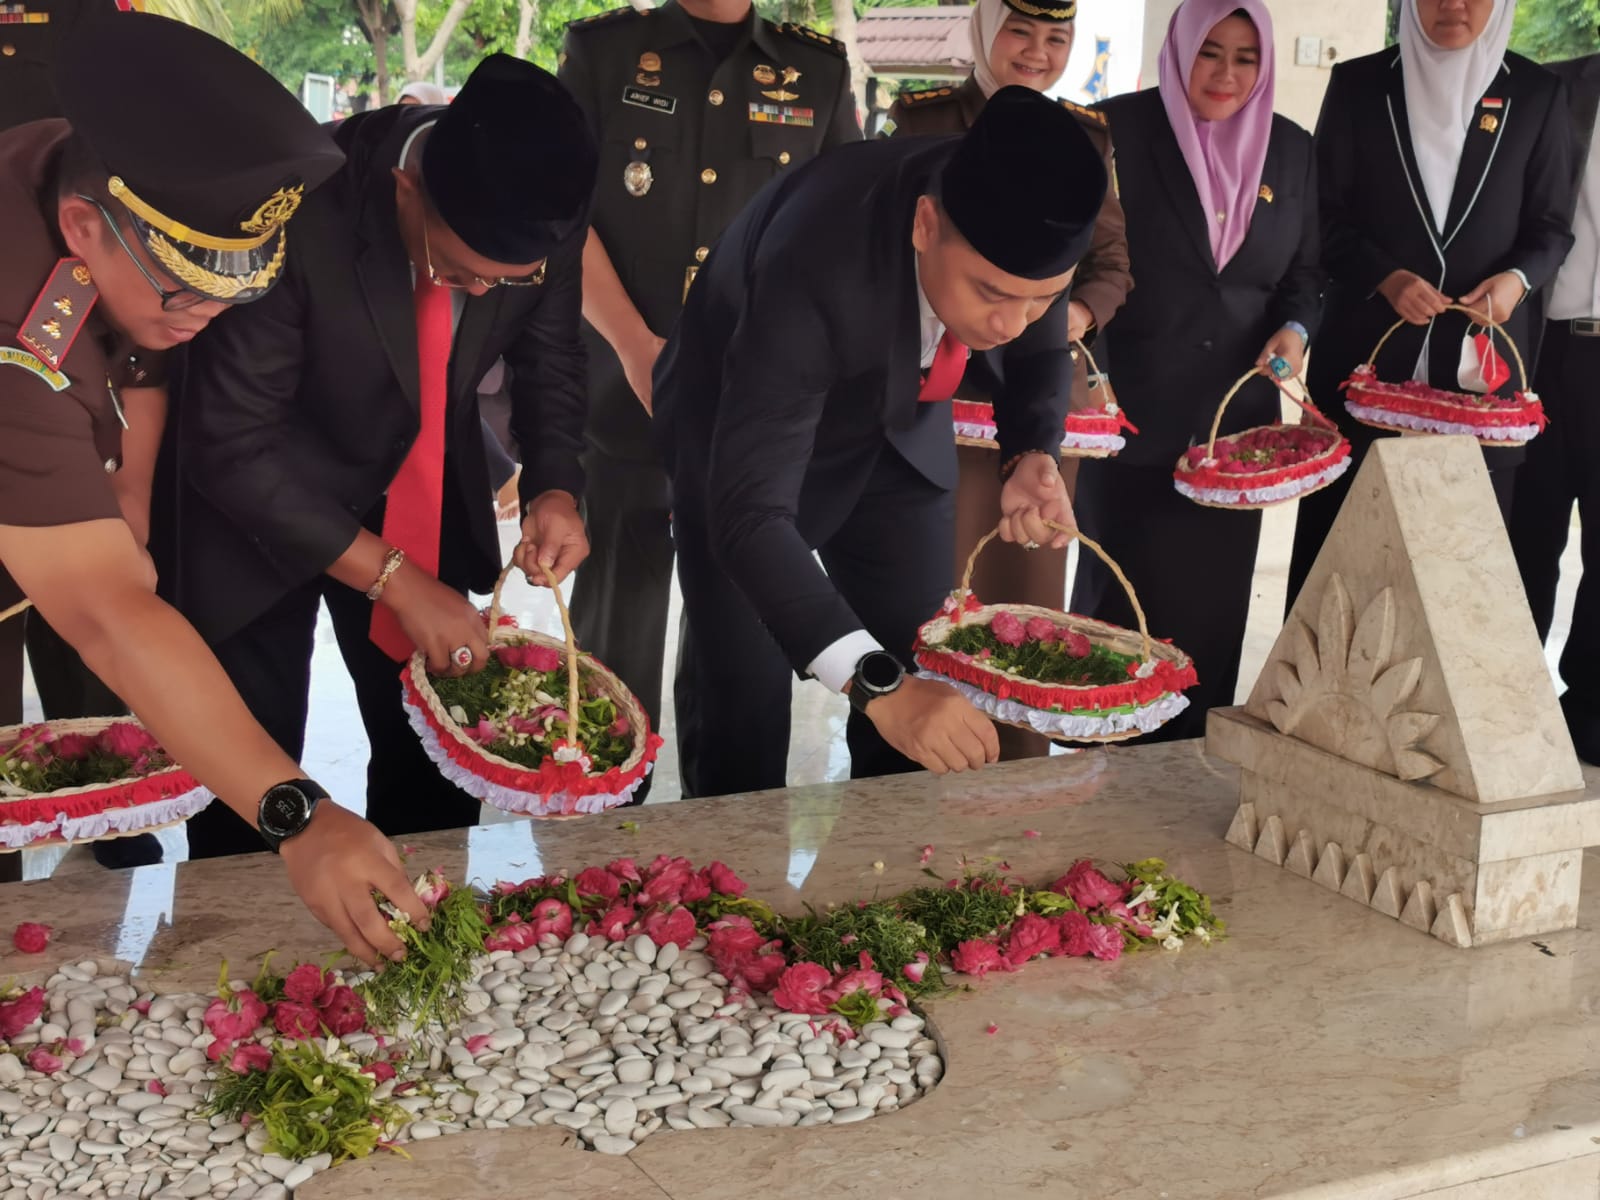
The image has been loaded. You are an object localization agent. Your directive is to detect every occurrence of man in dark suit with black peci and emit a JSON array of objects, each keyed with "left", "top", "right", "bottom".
[
  {"left": 171, "top": 55, "right": 597, "bottom": 857},
  {"left": 1509, "top": 48, "right": 1600, "bottom": 764},
  {"left": 655, "top": 86, "right": 1104, "bottom": 799}
]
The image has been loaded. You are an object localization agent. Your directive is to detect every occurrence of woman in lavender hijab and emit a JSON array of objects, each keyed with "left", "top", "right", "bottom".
[{"left": 1069, "top": 0, "right": 1321, "bottom": 741}]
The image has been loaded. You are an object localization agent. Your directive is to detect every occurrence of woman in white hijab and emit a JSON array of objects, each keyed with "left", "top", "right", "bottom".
[
  {"left": 883, "top": 0, "right": 1133, "bottom": 763},
  {"left": 1287, "top": 0, "right": 1575, "bottom": 605}
]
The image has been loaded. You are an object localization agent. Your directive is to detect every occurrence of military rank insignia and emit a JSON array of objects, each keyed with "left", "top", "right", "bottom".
[
  {"left": 749, "top": 103, "right": 813, "bottom": 127},
  {"left": 17, "top": 258, "right": 98, "bottom": 372},
  {"left": 0, "top": 4, "right": 49, "bottom": 23}
]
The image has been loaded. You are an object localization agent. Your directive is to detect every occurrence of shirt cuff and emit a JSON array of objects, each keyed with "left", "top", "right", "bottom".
[
  {"left": 1508, "top": 268, "right": 1531, "bottom": 293},
  {"left": 807, "top": 630, "right": 886, "bottom": 694},
  {"left": 1281, "top": 320, "right": 1311, "bottom": 348}
]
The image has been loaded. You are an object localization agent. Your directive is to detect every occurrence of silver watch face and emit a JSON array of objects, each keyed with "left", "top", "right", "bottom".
[{"left": 260, "top": 785, "right": 312, "bottom": 838}]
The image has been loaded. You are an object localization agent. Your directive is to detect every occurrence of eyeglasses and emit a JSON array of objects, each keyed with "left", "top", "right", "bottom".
[
  {"left": 421, "top": 209, "right": 545, "bottom": 290},
  {"left": 80, "top": 195, "right": 210, "bottom": 312}
]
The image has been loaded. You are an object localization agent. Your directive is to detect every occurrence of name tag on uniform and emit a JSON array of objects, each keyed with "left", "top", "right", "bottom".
[
  {"left": 748, "top": 103, "right": 813, "bottom": 127},
  {"left": 0, "top": 347, "right": 69, "bottom": 391},
  {"left": 622, "top": 86, "right": 676, "bottom": 115}
]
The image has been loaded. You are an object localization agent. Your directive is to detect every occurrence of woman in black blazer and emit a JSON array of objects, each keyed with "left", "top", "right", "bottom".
[
  {"left": 1286, "top": 0, "right": 1575, "bottom": 606},
  {"left": 1070, "top": 0, "right": 1320, "bottom": 741}
]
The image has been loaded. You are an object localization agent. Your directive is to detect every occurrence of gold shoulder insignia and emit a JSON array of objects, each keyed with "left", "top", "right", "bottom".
[
  {"left": 777, "top": 22, "right": 847, "bottom": 59},
  {"left": 16, "top": 258, "right": 98, "bottom": 373},
  {"left": 1058, "top": 98, "right": 1107, "bottom": 125},
  {"left": 901, "top": 86, "right": 954, "bottom": 105},
  {"left": 568, "top": 5, "right": 644, "bottom": 31}
]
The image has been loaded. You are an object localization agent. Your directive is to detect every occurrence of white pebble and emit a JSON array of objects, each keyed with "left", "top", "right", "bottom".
[{"left": 604, "top": 1098, "right": 637, "bottom": 1136}]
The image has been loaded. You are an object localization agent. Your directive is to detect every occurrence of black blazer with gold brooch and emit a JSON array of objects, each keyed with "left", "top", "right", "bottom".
[{"left": 1308, "top": 47, "right": 1574, "bottom": 466}]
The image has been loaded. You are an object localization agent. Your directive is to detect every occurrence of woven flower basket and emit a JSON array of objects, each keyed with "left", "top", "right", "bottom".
[
  {"left": 914, "top": 524, "right": 1198, "bottom": 742},
  {"left": 1174, "top": 368, "right": 1353, "bottom": 510},
  {"left": 400, "top": 563, "right": 661, "bottom": 818},
  {"left": 1343, "top": 305, "right": 1546, "bottom": 447},
  {"left": 0, "top": 717, "right": 210, "bottom": 851},
  {"left": 953, "top": 340, "right": 1138, "bottom": 459}
]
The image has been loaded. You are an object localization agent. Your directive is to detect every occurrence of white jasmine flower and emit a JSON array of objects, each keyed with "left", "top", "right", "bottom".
[{"left": 1161, "top": 935, "right": 1183, "bottom": 951}]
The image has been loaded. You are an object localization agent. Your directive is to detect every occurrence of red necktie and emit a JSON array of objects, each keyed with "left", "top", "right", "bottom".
[
  {"left": 918, "top": 329, "right": 968, "bottom": 402},
  {"left": 370, "top": 276, "right": 451, "bottom": 661}
]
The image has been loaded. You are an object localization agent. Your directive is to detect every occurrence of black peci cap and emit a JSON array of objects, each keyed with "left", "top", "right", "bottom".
[
  {"left": 937, "top": 85, "right": 1106, "bottom": 280},
  {"left": 55, "top": 12, "right": 344, "bottom": 305},
  {"left": 1001, "top": 0, "right": 1077, "bottom": 21},
  {"left": 421, "top": 54, "right": 598, "bottom": 266}
]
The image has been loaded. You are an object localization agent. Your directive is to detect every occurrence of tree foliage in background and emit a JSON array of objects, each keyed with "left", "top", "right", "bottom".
[
  {"left": 194, "top": 0, "right": 926, "bottom": 113},
  {"left": 1510, "top": 0, "right": 1600, "bottom": 62}
]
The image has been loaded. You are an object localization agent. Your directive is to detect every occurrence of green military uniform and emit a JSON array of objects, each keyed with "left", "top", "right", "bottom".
[{"left": 557, "top": 0, "right": 860, "bottom": 768}]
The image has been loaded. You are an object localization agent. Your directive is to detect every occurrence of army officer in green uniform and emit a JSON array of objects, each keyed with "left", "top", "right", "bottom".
[
  {"left": 0, "top": 13, "right": 431, "bottom": 964},
  {"left": 557, "top": 0, "right": 860, "bottom": 796}
]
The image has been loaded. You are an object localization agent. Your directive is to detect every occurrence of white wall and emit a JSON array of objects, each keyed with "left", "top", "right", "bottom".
[{"left": 1047, "top": 0, "right": 1151, "bottom": 105}]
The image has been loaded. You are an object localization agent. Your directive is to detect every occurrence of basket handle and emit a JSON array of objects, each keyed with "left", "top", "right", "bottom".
[
  {"left": 1367, "top": 303, "right": 1528, "bottom": 390},
  {"left": 0, "top": 599, "right": 29, "bottom": 624},
  {"left": 487, "top": 563, "right": 579, "bottom": 745},
  {"left": 1074, "top": 338, "right": 1121, "bottom": 409},
  {"left": 1203, "top": 369, "right": 1331, "bottom": 459},
  {"left": 958, "top": 521, "right": 1152, "bottom": 661}
]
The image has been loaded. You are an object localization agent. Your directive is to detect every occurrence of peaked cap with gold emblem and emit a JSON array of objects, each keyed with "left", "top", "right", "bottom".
[
  {"left": 1001, "top": 0, "right": 1076, "bottom": 21},
  {"left": 54, "top": 12, "right": 344, "bottom": 304}
]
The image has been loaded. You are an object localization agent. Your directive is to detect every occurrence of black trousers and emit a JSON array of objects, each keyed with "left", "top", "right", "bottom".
[
  {"left": 1287, "top": 425, "right": 1516, "bottom": 614},
  {"left": 568, "top": 449, "right": 677, "bottom": 803},
  {"left": 1509, "top": 322, "right": 1600, "bottom": 739},
  {"left": 672, "top": 447, "right": 953, "bottom": 798},
  {"left": 1071, "top": 459, "right": 1262, "bottom": 742},
  {"left": 185, "top": 578, "right": 480, "bottom": 859}
]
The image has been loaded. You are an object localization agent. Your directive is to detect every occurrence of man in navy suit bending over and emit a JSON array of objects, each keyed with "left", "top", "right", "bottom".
[{"left": 655, "top": 86, "right": 1107, "bottom": 798}]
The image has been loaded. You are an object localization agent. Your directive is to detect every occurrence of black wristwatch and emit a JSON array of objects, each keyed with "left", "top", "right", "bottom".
[
  {"left": 848, "top": 650, "right": 906, "bottom": 716},
  {"left": 257, "top": 779, "right": 330, "bottom": 853}
]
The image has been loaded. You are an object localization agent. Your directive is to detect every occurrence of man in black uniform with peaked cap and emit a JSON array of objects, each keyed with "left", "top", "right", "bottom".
[
  {"left": 656, "top": 86, "right": 1106, "bottom": 798},
  {"left": 174, "top": 55, "right": 599, "bottom": 858},
  {"left": 0, "top": 13, "right": 436, "bottom": 963}
]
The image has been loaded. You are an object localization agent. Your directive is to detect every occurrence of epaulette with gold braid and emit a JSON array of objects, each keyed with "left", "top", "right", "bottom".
[
  {"left": 1058, "top": 97, "right": 1107, "bottom": 125},
  {"left": 567, "top": 5, "right": 644, "bottom": 31},
  {"left": 777, "top": 22, "right": 846, "bottom": 58},
  {"left": 899, "top": 86, "right": 956, "bottom": 106}
]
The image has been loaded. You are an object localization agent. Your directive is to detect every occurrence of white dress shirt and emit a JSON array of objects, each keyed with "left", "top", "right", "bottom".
[
  {"left": 1549, "top": 127, "right": 1600, "bottom": 321},
  {"left": 805, "top": 264, "right": 944, "bottom": 693}
]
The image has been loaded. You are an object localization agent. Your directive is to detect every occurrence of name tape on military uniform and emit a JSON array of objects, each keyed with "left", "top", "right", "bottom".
[
  {"left": 748, "top": 103, "right": 813, "bottom": 127},
  {"left": 0, "top": 347, "right": 69, "bottom": 391},
  {"left": 622, "top": 86, "right": 676, "bottom": 115}
]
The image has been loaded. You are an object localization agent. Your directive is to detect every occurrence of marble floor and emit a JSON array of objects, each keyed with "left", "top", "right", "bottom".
[{"left": 15, "top": 500, "right": 1587, "bottom": 880}]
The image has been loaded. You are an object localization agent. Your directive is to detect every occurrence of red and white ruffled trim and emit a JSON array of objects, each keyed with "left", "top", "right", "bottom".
[
  {"left": 952, "top": 401, "right": 1134, "bottom": 455},
  {"left": 928, "top": 674, "right": 1190, "bottom": 739},
  {"left": 1342, "top": 365, "right": 1546, "bottom": 446},
  {"left": 1344, "top": 401, "right": 1542, "bottom": 445},
  {"left": 1174, "top": 454, "right": 1351, "bottom": 506},
  {"left": 914, "top": 642, "right": 1196, "bottom": 715},
  {"left": 400, "top": 676, "right": 658, "bottom": 818},
  {"left": 0, "top": 778, "right": 212, "bottom": 850}
]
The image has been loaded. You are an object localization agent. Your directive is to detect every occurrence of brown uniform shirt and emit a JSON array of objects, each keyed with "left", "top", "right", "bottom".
[
  {"left": 0, "top": 121, "right": 164, "bottom": 595},
  {"left": 887, "top": 76, "right": 1132, "bottom": 408}
]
